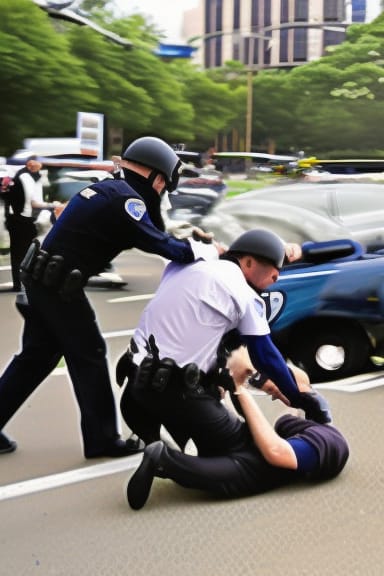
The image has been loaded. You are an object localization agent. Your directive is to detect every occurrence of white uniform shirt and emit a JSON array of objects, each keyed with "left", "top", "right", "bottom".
[
  {"left": 12, "top": 172, "right": 43, "bottom": 217},
  {"left": 133, "top": 259, "right": 270, "bottom": 373}
]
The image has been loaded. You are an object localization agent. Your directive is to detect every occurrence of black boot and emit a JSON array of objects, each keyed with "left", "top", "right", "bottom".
[
  {"left": 0, "top": 432, "right": 17, "bottom": 454},
  {"left": 85, "top": 434, "right": 145, "bottom": 459},
  {"left": 127, "top": 440, "right": 165, "bottom": 510}
]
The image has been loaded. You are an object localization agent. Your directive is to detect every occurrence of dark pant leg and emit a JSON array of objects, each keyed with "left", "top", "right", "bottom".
[
  {"left": 28, "top": 284, "right": 120, "bottom": 454},
  {"left": 6, "top": 216, "right": 36, "bottom": 290},
  {"left": 158, "top": 444, "right": 263, "bottom": 499},
  {"left": 131, "top": 380, "right": 250, "bottom": 457},
  {"left": 120, "top": 381, "right": 162, "bottom": 445},
  {"left": 0, "top": 297, "right": 62, "bottom": 430}
]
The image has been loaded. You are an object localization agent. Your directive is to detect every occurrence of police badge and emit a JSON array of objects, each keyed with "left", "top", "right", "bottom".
[{"left": 125, "top": 199, "right": 146, "bottom": 221}]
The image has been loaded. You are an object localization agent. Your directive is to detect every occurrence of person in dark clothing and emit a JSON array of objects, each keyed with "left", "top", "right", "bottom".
[
  {"left": 4, "top": 156, "right": 61, "bottom": 291},
  {"left": 126, "top": 347, "right": 349, "bottom": 510},
  {"left": 0, "top": 137, "right": 223, "bottom": 459}
]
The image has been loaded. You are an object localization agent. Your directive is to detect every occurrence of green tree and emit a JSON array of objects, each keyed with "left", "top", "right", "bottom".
[{"left": 0, "top": 0, "right": 98, "bottom": 155}]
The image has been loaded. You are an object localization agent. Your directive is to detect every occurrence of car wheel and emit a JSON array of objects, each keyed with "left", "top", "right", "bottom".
[{"left": 288, "top": 322, "right": 371, "bottom": 383}]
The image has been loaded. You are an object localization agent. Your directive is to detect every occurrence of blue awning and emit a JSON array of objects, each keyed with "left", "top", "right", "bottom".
[{"left": 154, "top": 43, "right": 197, "bottom": 59}]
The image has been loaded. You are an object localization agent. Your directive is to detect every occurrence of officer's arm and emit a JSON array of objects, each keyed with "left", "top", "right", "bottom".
[
  {"left": 242, "top": 334, "right": 333, "bottom": 424},
  {"left": 126, "top": 204, "right": 218, "bottom": 263},
  {"left": 243, "top": 334, "right": 301, "bottom": 403}
]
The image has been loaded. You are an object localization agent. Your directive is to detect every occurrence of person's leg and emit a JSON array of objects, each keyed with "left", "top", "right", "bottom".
[
  {"left": 127, "top": 440, "right": 261, "bottom": 509},
  {"left": 0, "top": 299, "right": 62, "bottom": 432},
  {"left": 120, "top": 380, "right": 162, "bottom": 445},
  {"left": 160, "top": 387, "right": 250, "bottom": 457},
  {"left": 7, "top": 218, "right": 36, "bottom": 291}
]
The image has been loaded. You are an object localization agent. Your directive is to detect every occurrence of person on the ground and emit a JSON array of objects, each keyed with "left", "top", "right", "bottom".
[
  {"left": 118, "top": 228, "right": 332, "bottom": 462},
  {"left": 0, "top": 136, "right": 223, "bottom": 459},
  {"left": 126, "top": 347, "right": 349, "bottom": 510},
  {"left": 3, "top": 155, "right": 62, "bottom": 291}
]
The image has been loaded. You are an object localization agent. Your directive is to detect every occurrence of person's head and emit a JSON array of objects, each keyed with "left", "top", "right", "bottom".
[
  {"left": 25, "top": 155, "right": 42, "bottom": 173},
  {"left": 227, "top": 229, "right": 286, "bottom": 290},
  {"left": 121, "top": 136, "right": 182, "bottom": 195}
]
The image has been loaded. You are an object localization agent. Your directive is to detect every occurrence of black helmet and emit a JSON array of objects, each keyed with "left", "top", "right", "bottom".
[
  {"left": 228, "top": 229, "right": 286, "bottom": 269},
  {"left": 122, "top": 136, "right": 181, "bottom": 191}
]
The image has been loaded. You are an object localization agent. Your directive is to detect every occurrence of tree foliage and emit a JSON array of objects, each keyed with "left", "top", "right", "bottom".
[{"left": 1, "top": 1, "right": 384, "bottom": 157}]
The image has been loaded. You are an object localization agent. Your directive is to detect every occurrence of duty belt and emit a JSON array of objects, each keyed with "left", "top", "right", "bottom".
[
  {"left": 20, "top": 239, "right": 84, "bottom": 300},
  {"left": 136, "top": 356, "right": 204, "bottom": 394}
]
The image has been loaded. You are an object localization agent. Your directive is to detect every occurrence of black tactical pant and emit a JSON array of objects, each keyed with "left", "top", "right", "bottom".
[
  {"left": 0, "top": 279, "right": 120, "bottom": 456},
  {"left": 120, "top": 365, "right": 252, "bottom": 457},
  {"left": 6, "top": 214, "right": 37, "bottom": 291}
]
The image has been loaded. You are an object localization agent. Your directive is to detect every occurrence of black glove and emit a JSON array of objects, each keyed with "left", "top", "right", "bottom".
[{"left": 296, "top": 391, "right": 333, "bottom": 424}]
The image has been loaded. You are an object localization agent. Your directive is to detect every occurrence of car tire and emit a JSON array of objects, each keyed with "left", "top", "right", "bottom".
[{"left": 288, "top": 322, "right": 371, "bottom": 383}]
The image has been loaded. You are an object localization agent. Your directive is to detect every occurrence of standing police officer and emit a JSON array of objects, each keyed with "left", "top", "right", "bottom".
[{"left": 0, "top": 136, "right": 221, "bottom": 459}]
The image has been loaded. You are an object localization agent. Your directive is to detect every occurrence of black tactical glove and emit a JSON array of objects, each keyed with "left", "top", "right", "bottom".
[{"left": 296, "top": 391, "right": 333, "bottom": 424}]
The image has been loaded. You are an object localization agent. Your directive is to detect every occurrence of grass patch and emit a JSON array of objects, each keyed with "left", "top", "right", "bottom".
[{"left": 224, "top": 175, "right": 277, "bottom": 197}]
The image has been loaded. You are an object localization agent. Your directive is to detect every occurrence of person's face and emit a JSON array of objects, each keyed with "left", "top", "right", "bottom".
[
  {"left": 26, "top": 159, "right": 42, "bottom": 173},
  {"left": 241, "top": 256, "right": 279, "bottom": 290}
]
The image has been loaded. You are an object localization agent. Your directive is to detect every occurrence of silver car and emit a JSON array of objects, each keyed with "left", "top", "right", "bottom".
[{"left": 202, "top": 181, "right": 384, "bottom": 249}]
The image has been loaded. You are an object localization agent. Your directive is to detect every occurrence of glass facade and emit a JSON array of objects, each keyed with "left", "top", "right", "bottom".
[{"left": 202, "top": 0, "right": 371, "bottom": 69}]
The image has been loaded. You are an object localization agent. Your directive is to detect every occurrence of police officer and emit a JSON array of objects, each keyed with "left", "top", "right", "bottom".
[
  {"left": 118, "top": 228, "right": 332, "bottom": 462},
  {"left": 126, "top": 348, "right": 349, "bottom": 510},
  {"left": 0, "top": 136, "right": 221, "bottom": 459}
]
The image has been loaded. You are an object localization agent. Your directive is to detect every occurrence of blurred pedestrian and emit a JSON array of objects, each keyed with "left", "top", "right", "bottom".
[
  {"left": 3, "top": 155, "right": 61, "bottom": 291},
  {"left": 0, "top": 137, "right": 224, "bottom": 459}
]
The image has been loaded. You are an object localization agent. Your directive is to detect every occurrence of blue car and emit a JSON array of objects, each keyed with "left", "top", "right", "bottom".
[{"left": 263, "top": 239, "right": 384, "bottom": 382}]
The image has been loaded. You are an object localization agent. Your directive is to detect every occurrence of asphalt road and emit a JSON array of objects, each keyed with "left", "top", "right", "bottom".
[{"left": 0, "top": 250, "right": 383, "bottom": 576}]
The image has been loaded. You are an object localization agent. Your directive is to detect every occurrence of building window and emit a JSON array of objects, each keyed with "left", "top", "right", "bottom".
[
  {"left": 324, "top": 0, "right": 345, "bottom": 22},
  {"left": 233, "top": 0, "right": 240, "bottom": 30},
  {"left": 323, "top": 29, "right": 345, "bottom": 54},
  {"left": 280, "top": 28, "right": 288, "bottom": 62},
  {"left": 293, "top": 27, "right": 307, "bottom": 61},
  {"left": 352, "top": 0, "right": 366, "bottom": 22},
  {"left": 204, "top": 0, "right": 223, "bottom": 68},
  {"left": 264, "top": 0, "right": 271, "bottom": 27},
  {"left": 251, "top": 0, "right": 259, "bottom": 29},
  {"left": 280, "top": 0, "right": 289, "bottom": 24},
  {"left": 295, "top": 0, "right": 308, "bottom": 22}
]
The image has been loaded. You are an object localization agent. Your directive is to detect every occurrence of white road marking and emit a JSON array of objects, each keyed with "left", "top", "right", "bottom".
[
  {"left": 0, "top": 454, "right": 143, "bottom": 502},
  {"left": 107, "top": 293, "right": 154, "bottom": 303}
]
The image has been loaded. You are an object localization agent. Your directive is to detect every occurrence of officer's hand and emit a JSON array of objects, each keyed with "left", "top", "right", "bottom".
[
  {"left": 191, "top": 227, "right": 214, "bottom": 244},
  {"left": 296, "top": 391, "right": 333, "bottom": 424},
  {"left": 226, "top": 346, "right": 254, "bottom": 386},
  {"left": 213, "top": 240, "right": 228, "bottom": 255}
]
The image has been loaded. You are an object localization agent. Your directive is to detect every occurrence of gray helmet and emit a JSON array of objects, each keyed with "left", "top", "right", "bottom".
[
  {"left": 122, "top": 136, "right": 181, "bottom": 191},
  {"left": 228, "top": 229, "right": 286, "bottom": 269}
]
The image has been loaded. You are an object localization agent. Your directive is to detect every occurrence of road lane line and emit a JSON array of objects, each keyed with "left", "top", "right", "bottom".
[
  {"left": 0, "top": 454, "right": 143, "bottom": 502},
  {"left": 107, "top": 293, "right": 154, "bottom": 303}
]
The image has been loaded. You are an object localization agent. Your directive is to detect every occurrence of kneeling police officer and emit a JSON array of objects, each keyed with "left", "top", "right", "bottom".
[
  {"left": 118, "top": 228, "right": 332, "bottom": 460},
  {"left": 0, "top": 136, "right": 221, "bottom": 459}
]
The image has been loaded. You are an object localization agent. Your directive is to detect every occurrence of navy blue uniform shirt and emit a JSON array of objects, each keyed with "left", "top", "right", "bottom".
[{"left": 42, "top": 174, "right": 194, "bottom": 280}]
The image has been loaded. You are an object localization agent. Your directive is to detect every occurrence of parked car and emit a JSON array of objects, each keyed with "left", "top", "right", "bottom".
[
  {"left": 167, "top": 164, "right": 227, "bottom": 226},
  {"left": 201, "top": 181, "right": 384, "bottom": 249},
  {"left": 262, "top": 239, "right": 384, "bottom": 382}
]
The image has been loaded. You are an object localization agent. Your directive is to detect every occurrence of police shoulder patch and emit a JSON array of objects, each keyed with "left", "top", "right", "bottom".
[
  {"left": 125, "top": 198, "right": 146, "bottom": 221},
  {"left": 80, "top": 188, "right": 98, "bottom": 199}
]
